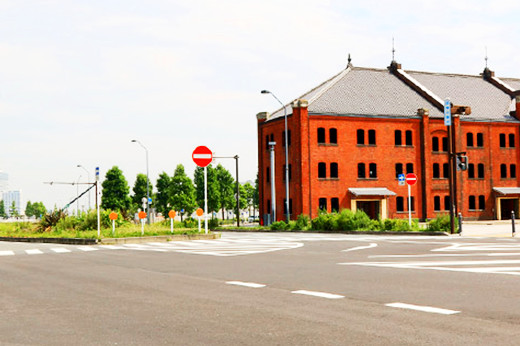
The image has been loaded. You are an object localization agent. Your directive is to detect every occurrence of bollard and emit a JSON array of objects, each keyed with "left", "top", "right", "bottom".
[
  {"left": 458, "top": 212, "right": 462, "bottom": 235},
  {"left": 512, "top": 211, "right": 516, "bottom": 237}
]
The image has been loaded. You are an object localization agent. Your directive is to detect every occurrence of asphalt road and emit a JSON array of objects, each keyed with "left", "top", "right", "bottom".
[{"left": 1, "top": 232, "right": 520, "bottom": 345}]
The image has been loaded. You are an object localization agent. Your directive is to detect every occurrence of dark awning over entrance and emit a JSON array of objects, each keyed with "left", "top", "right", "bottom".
[
  {"left": 348, "top": 188, "right": 396, "bottom": 197},
  {"left": 493, "top": 187, "right": 520, "bottom": 196}
]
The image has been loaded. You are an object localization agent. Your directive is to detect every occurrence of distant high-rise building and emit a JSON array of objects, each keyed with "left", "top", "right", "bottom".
[
  {"left": 2, "top": 190, "right": 23, "bottom": 217},
  {"left": 0, "top": 171, "right": 8, "bottom": 193}
]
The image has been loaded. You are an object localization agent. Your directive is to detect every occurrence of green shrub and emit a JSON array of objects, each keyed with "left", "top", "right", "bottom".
[
  {"left": 183, "top": 217, "right": 197, "bottom": 228},
  {"left": 293, "top": 214, "right": 310, "bottom": 231},
  {"left": 428, "top": 215, "right": 456, "bottom": 232},
  {"left": 208, "top": 218, "right": 220, "bottom": 229},
  {"left": 38, "top": 209, "right": 66, "bottom": 232},
  {"left": 311, "top": 212, "right": 337, "bottom": 231},
  {"left": 270, "top": 220, "right": 288, "bottom": 231}
]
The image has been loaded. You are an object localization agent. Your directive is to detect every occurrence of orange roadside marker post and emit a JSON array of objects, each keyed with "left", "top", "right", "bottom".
[
  {"left": 138, "top": 211, "right": 147, "bottom": 235},
  {"left": 196, "top": 208, "right": 204, "bottom": 233},
  {"left": 168, "top": 210, "right": 176, "bottom": 233},
  {"left": 109, "top": 212, "right": 118, "bottom": 236}
]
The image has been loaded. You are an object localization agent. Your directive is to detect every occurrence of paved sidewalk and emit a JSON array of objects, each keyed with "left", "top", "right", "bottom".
[{"left": 458, "top": 220, "right": 519, "bottom": 238}]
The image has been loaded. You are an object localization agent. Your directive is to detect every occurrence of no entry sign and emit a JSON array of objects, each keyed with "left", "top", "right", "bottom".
[
  {"left": 192, "top": 146, "right": 213, "bottom": 167},
  {"left": 405, "top": 173, "right": 417, "bottom": 185}
]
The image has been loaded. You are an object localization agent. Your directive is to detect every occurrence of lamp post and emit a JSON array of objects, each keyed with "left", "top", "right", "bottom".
[
  {"left": 131, "top": 139, "right": 150, "bottom": 224},
  {"left": 76, "top": 174, "right": 82, "bottom": 216},
  {"left": 77, "top": 164, "right": 91, "bottom": 210},
  {"left": 261, "top": 90, "right": 290, "bottom": 222}
]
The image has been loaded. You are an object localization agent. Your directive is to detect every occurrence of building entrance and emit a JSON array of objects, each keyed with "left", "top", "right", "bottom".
[
  {"left": 500, "top": 198, "right": 519, "bottom": 220},
  {"left": 356, "top": 201, "right": 380, "bottom": 219}
]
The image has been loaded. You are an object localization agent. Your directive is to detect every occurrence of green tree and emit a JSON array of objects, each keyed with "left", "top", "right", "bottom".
[
  {"left": 170, "top": 164, "right": 196, "bottom": 221},
  {"left": 25, "top": 201, "right": 34, "bottom": 217},
  {"left": 32, "top": 202, "right": 47, "bottom": 219},
  {"left": 243, "top": 182, "right": 255, "bottom": 216},
  {"left": 194, "top": 165, "right": 220, "bottom": 215},
  {"left": 101, "top": 166, "right": 132, "bottom": 214},
  {"left": 0, "top": 200, "right": 6, "bottom": 219},
  {"left": 155, "top": 172, "right": 171, "bottom": 216},
  {"left": 215, "top": 164, "right": 235, "bottom": 220},
  {"left": 9, "top": 201, "right": 19, "bottom": 218},
  {"left": 132, "top": 173, "right": 153, "bottom": 211}
]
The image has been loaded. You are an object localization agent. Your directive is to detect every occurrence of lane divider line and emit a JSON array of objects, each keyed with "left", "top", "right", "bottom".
[
  {"left": 291, "top": 290, "right": 344, "bottom": 299},
  {"left": 226, "top": 281, "right": 266, "bottom": 288},
  {"left": 386, "top": 302, "right": 460, "bottom": 315},
  {"left": 342, "top": 243, "right": 378, "bottom": 252}
]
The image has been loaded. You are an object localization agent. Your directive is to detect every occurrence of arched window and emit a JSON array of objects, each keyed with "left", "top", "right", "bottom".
[
  {"left": 511, "top": 164, "right": 517, "bottom": 178},
  {"left": 469, "top": 195, "right": 476, "bottom": 210},
  {"left": 432, "top": 137, "right": 439, "bottom": 152},
  {"left": 369, "top": 163, "right": 377, "bottom": 178},
  {"left": 509, "top": 134, "right": 516, "bottom": 148},
  {"left": 396, "top": 197, "right": 404, "bottom": 212},
  {"left": 405, "top": 130, "right": 413, "bottom": 146},
  {"left": 501, "top": 164, "right": 507, "bottom": 178},
  {"left": 433, "top": 163, "right": 440, "bottom": 178},
  {"left": 357, "top": 163, "right": 366, "bottom": 178},
  {"left": 357, "top": 129, "right": 365, "bottom": 145},
  {"left": 330, "top": 163, "right": 338, "bottom": 178},
  {"left": 395, "top": 163, "right": 403, "bottom": 178},
  {"left": 466, "top": 133, "right": 474, "bottom": 147},
  {"left": 434, "top": 196, "right": 441, "bottom": 211},
  {"left": 329, "top": 128, "right": 337, "bottom": 144},
  {"left": 478, "top": 195, "right": 485, "bottom": 210},
  {"left": 317, "top": 128, "right": 325, "bottom": 144},
  {"left": 478, "top": 164, "right": 485, "bottom": 178},
  {"left": 318, "top": 162, "right": 326, "bottom": 178},
  {"left": 368, "top": 130, "right": 376, "bottom": 145},
  {"left": 394, "top": 130, "right": 402, "bottom": 146},
  {"left": 477, "top": 133, "right": 484, "bottom": 147}
]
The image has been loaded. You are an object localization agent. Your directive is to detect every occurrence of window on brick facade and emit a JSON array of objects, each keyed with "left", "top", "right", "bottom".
[
  {"left": 357, "top": 129, "right": 365, "bottom": 145},
  {"left": 468, "top": 164, "right": 475, "bottom": 178},
  {"left": 466, "top": 133, "right": 474, "bottom": 147},
  {"left": 368, "top": 130, "right": 376, "bottom": 145},
  {"left": 358, "top": 163, "right": 366, "bottom": 178},
  {"left": 434, "top": 196, "right": 441, "bottom": 211},
  {"left": 500, "top": 133, "right": 506, "bottom": 147},
  {"left": 395, "top": 130, "right": 402, "bottom": 146},
  {"left": 265, "top": 135, "right": 269, "bottom": 151},
  {"left": 469, "top": 195, "right": 476, "bottom": 210},
  {"left": 329, "top": 128, "right": 337, "bottom": 144},
  {"left": 319, "top": 198, "right": 327, "bottom": 211},
  {"left": 317, "top": 128, "right": 325, "bottom": 144},
  {"left": 478, "top": 163, "right": 485, "bottom": 178},
  {"left": 396, "top": 196, "right": 404, "bottom": 212},
  {"left": 442, "top": 137, "right": 449, "bottom": 152},
  {"left": 477, "top": 133, "right": 484, "bottom": 147},
  {"left": 433, "top": 163, "right": 440, "bottom": 178},
  {"left": 266, "top": 167, "right": 270, "bottom": 183},
  {"left": 267, "top": 200, "right": 271, "bottom": 214},
  {"left": 283, "top": 199, "right": 293, "bottom": 215},
  {"left": 395, "top": 163, "right": 403, "bottom": 178},
  {"left": 318, "top": 162, "right": 326, "bottom": 178},
  {"left": 330, "top": 163, "right": 338, "bottom": 178},
  {"left": 408, "top": 196, "right": 415, "bottom": 212},
  {"left": 444, "top": 196, "right": 451, "bottom": 211},
  {"left": 405, "top": 130, "right": 413, "bottom": 146},
  {"left": 509, "top": 134, "right": 515, "bottom": 147},
  {"left": 331, "top": 198, "right": 339, "bottom": 212},
  {"left": 282, "top": 130, "right": 291, "bottom": 147},
  {"left": 443, "top": 163, "right": 449, "bottom": 178},
  {"left": 283, "top": 164, "right": 292, "bottom": 181},
  {"left": 432, "top": 137, "right": 439, "bottom": 152},
  {"left": 406, "top": 163, "right": 414, "bottom": 174},
  {"left": 369, "top": 163, "right": 377, "bottom": 178},
  {"left": 511, "top": 164, "right": 517, "bottom": 178},
  {"left": 479, "top": 195, "right": 485, "bottom": 210},
  {"left": 501, "top": 164, "right": 507, "bottom": 178}
]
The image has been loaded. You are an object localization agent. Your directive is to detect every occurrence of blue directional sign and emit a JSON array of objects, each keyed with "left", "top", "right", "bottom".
[
  {"left": 444, "top": 98, "right": 451, "bottom": 126},
  {"left": 398, "top": 174, "right": 405, "bottom": 186}
]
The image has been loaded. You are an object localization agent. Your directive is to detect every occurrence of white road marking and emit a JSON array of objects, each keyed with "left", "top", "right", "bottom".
[
  {"left": 291, "top": 290, "right": 344, "bottom": 299},
  {"left": 51, "top": 248, "right": 71, "bottom": 253},
  {"left": 0, "top": 251, "right": 14, "bottom": 256},
  {"left": 226, "top": 281, "right": 266, "bottom": 288},
  {"left": 25, "top": 249, "right": 43, "bottom": 255},
  {"left": 77, "top": 246, "right": 98, "bottom": 251},
  {"left": 386, "top": 302, "right": 460, "bottom": 315},
  {"left": 342, "top": 243, "right": 377, "bottom": 252}
]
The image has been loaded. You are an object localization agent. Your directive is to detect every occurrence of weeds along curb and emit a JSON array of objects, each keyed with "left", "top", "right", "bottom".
[
  {"left": 216, "top": 229, "right": 449, "bottom": 236},
  {"left": 0, "top": 233, "right": 220, "bottom": 245}
]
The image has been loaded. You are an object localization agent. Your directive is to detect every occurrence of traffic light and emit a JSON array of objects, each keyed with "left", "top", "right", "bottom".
[{"left": 456, "top": 155, "right": 468, "bottom": 171}]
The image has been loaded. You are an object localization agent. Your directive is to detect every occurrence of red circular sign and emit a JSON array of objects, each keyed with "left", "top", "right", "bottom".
[
  {"left": 138, "top": 211, "right": 147, "bottom": 219},
  {"left": 196, "top": 208, "right": 204, "bottom": 217},
  {"left": 405, "top": 173, "right": 417, "bottom": 185},
  {"left": 168, "top": 210, "right": 176, "bottom": 219},
  {"left": 192, "top": 146, "right": 213, "bottom": 167},
  {"left": 109, "top": 212, "right": 118, "bottom": 221}
]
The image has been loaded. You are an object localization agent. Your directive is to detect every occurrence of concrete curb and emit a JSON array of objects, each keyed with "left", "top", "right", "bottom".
[
  {"left": 0, "top": 233, "right": 220, "bottom": 245},
  {"left": 216, "top": 229, "right": 449, "bottom": 236}
]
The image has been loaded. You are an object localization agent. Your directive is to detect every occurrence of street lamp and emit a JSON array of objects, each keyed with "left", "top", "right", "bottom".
[
  {"left": 76, "top": 174, "right": 82, "bottom": 216},
  {"left": 131, "top": 139, "right": 150, "bottom": 224},
  {"left": 77, "top": 164, "right": 91, "bottom": 210},
  {"left": 261, "top": 90, "right": 290, "bottom": 222}
]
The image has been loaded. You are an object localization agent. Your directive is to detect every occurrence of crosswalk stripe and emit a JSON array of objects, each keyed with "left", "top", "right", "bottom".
[
  {"left": 51, "top": 248, "right": 71, "bottom": 253},
  {"left": 77, "top": 246, "right": 98, "bottom": 252},
  {"left": 0, "top": 251, "right": 15, "bottom": 256},
  {"left": 25, "top": 249, "right": 43, "bottom": 255}
]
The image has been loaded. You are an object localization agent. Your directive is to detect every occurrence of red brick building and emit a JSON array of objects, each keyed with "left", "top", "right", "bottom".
[{"left": 257, "top": 60, "right": 520, "bottom": 223}]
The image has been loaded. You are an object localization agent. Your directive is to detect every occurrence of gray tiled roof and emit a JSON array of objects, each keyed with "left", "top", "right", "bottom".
[
  {"left": 265, "top": 65, "right": 519, "bottom": 123},
  {"left": 493, "top": 187, "right": 520, "bottom": 195},
  {"left": 408, "top": 71, "right": 514, "bottom": 121}
]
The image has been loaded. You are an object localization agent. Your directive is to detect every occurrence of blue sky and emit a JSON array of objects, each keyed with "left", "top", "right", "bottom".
[{"left": 1, "top": 0, "right": 519, "bottom": 210}]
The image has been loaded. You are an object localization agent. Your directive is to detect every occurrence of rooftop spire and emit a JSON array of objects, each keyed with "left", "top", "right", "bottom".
[
  {"left": 392, "top": 37, "right": 395, "bottom": 62},
  {"left": 346, "top": 53, "right": 352, "bottom": 68},
  {"left": 485, "top": 46, "right": 488, "bottom": 68}
]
